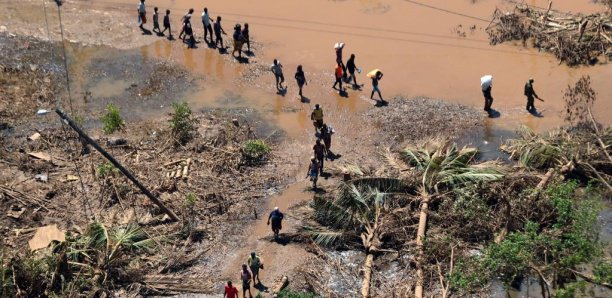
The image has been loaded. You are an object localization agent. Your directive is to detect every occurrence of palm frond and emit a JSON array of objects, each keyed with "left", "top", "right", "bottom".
[
  {"left": 304, "top": 228, "right": 346, "bottom": 247},
  {"left": 349, "top": 177, "right": 405, "bottom": 193},
  {"left": 312, "top": 196, "right": 360, "bottom": 228},
  {"left": 87, "top": 222, "right": 109, "bottom": 250}
]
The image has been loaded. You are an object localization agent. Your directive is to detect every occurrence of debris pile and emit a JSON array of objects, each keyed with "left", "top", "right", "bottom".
[{"left": 487, "top": 3, "right": 612, "bottom": 65}]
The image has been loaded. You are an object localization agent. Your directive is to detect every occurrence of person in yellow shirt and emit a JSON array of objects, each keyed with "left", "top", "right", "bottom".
[
  {"left": 310, "top": 104, "right": 324, "bottom": 131},
  {"left": 247, "top": 252, "right": 263, "bottom": 286}
]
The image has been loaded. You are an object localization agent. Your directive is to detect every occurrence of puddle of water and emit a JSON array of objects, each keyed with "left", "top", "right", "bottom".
[{"left": 88, "top": 78, "right": 132, "bottom": 98}]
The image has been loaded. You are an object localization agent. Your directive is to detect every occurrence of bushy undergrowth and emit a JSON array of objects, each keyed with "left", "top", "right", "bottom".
[
  {"left": 242, "top": 139, "right": 271, "bottom": 164},
  {"left": 100, "top": 103, "right": 125, "bottom": 134},
  {"left": 170, "top": 102, "right": 195, "bottom": 146}
]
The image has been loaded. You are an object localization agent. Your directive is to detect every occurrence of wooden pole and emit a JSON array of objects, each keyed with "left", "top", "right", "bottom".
[{"left": 55, "top": 109, "right": 179, "bottom": 222}]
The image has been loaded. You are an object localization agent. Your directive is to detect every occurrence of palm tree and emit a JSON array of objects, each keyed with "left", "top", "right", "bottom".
[
  {"left": 401, "top": 141, "right": 504, "bottom": 298},
  {"left": 306, "top": 178, "right": 404, "bottom": 298}
]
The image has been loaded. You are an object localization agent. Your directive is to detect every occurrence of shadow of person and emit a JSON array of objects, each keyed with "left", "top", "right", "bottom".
[
  {"left": 167, "top": 35, "right": 175, "bottom": 41},
  {"left": 487, "top": 109, "right": 501, "bottom": 118},
  {"left": 338, "top": 89, "right": 349, "bottom": 98},
  {"left": 140, "top": 28, "right": 153, "bottom": 35},
  {"left": 528, "top": 108, "right": 543, "bottom": 118},
  {"left": 235, "top": 56, "right": 250, "bottom": 64},
  {"left": 374, "top": 99, "right": 389, "bottom": 107},
  {"left": 218, "top": 47, "right": 229, "bottom": 54},
  {"left": 207, "top": 42, "right": 217, "bottom": 49},
  {"left": 300, "top": 96, "right": 311, "bottom": 103},
  {"left": 276, "top": 87, "right": 287, "bottom": 96},
  {"left": 254, "top": 282, "right": 269, "bottom": 292},
  {"left": 320, "top": 172, "right": 332, "bottom": 179},
  {"left": 245, "top": 50, "right": 255, "bottom": 57},
  {"left": 274, "top": 234, "right": 291, "bottom": 246}
]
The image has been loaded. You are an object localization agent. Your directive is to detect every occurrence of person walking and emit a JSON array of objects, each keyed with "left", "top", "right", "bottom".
[
  {"left": 137, "top": 0, "right": 146, "bottom": 30},
  {"left": 332, "top": 62, "right": 344, "bottom": 92},
  {"left": 310, "top": 104, "right": 323, "bottom": 131},
  {"left": 247, "top": 252, "right": 263, "bottom": 286},
  {"left": 346, "top": 54, "right": 360, "bottom": 88},
  {"left": 242, "top": 23, "right": 251, "bottom": 52},
  {"left": 524, "top": 78, "right": 544, "bottom": 112},
  {"left": 179, "top": 8, "right": 194, "bottom": 41},
  {"left": 313, "top": 139, "right": 327, "bottom": 175},
  {"left": 161, "top": 9, "right": 172, "bottom": 38},
  {"left": 232, "top": 24, "right": 245, "bottom": 58},
  {"left": 481, "top": 75, "right": 493, "bottom": 112},
  {"left": 214, "top": 16, "right": 227, "bottom": 49},
  {"left": 267, "top": 207, "right": 284, "bottom": 239},
  {"left": 201, "top": 8, "right": 213, "bottom": 43},
  {"left": 271, "top": 59, "right": 285, "bottom": 91},
  {"left": 335, "top": 42, "right": 346, "bottom": 73},
  {"left": 240, "top": 264, "right": 253, "bottom": 298},
  {"left": 370, "top": 70, "right": 384, "bottom": 102},
  {"left": 152, "top": 7, "right": 160, "bottom": 34},
  {"left": 184, "top": 20, "right": 196, "bottom": 48},
  {"left": 223, "top": 281, "right": 238, "bottom": 298},
  {"left": 320, "top": 123, "right": 333, "bottom": 158},
  {"left": 295, "top": 65, "right": 307, "bottom": 99},
  {"left": 306, "top": 157, "right": 320, "bottom": 188}
]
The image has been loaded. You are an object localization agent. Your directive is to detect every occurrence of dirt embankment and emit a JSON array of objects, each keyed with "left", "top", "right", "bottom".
[{"left": 0, "top": 0, "right": 156, "bottom": 50}]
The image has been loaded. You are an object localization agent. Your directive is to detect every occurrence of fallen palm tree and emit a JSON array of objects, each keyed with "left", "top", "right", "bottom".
[{"left": 487, "top": 1, "right": 612, "bottom": 65}]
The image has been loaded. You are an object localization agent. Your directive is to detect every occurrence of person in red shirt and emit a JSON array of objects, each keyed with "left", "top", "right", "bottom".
[
  {"left": 332, "top": 62, "right": 344, "bottom": 92},
  {"left": 224, "top": 281, "right": 238, "bottom": 298}
]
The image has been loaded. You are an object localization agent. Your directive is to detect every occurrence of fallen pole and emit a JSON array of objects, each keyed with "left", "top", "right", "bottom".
[{"left": 55, "top": 109, "right": 179, "bottom": 222}]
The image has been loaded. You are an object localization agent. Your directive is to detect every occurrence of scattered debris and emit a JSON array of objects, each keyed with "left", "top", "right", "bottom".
[
  {"left": 487, "top": 3, "right": 612, "bottom": 65},
  {"left": 27, "top": 152, "right": 51, "bottom": 162},
  {"left": 7, "top": 205, "right": 25, "bottom": 219},
  {"left": 28, "top": 224, "right": 65, "bottom": 251}
]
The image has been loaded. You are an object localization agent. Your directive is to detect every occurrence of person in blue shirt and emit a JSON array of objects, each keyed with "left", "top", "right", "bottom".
[{"left": 267, "top": 207, "right": 284, "bottom": 239}]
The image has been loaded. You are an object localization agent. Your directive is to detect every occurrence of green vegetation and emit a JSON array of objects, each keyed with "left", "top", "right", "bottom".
[
  {"left": 96, "top": 161, "right": 118, "bottom": 178},
  {"left": 100, "top": 103, "right": 125, "bottom": 134},
  {"left": 1, "top": 222, "right": 153, "bottom": 296},
  {"left": 449, "top": 181, "right": 604, "bottom": 296},
  {"left": 182, "top": 193, "right": 199, "bottom": 238},
  {"left": 169, "top": 102, "right": 195, "bottom": 145},
  {"left": 277, "top": 289, "right": 319, "bottom": 298},
  {"left": 242, "top": 139, "right": 272, "bottom": 164}
]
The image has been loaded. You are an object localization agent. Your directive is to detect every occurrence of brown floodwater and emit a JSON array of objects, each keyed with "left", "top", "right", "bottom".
[{"left": 80, "top": 0, "right": 611, "bottom": 136}]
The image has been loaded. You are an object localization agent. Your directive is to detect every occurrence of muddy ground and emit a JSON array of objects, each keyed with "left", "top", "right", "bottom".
[
  {"left": 0, "top": 30, "right": 487, "bottom": 296},
  {"left": 2, "top": 1, "right": 609, "bottom": 297}
]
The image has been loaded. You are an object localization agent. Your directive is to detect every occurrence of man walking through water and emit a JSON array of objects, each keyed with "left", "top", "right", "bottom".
[
  {"left": 481, "top": 75, "right": 494, "bottom": 113},
  {"left": 524, "top": 78, "right": 544, "bottom": 112},
  {"left": 247, "top": 252, "right": 263, "bottom": 286},
  {"left": 137, "top": 0, "right": 146, "bottom": 31},
  {"left": 271, "top": 59, "right": 285, "bottom": 91},
  {"left": 267, "top": 206, "right": 284, "bottom": 239},
  {"left": 310, "top": 104, "right": 323, "bottom": 131},
  {"left": 201, "top": 8, "right": 213, "bottom": 43}
]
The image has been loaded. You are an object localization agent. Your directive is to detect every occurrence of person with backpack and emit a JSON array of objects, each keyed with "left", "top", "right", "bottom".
[
  {"left": 320, "top": 123, "right": 334, "bottom": 158},
  {"left": 247, "top": 252, "right": 263, "bottom": 286},
  {"left": 239, "top": 264, "right": 253, "bottom": 298},
  {"left": 267, "top": 207, "right": 284, "bottom": 239},
  {"left": 313, "top": 139, "right": 327, "bottom": 175},
  {"left": 524, "top": 78, "right": 544, "bottom": 112}
]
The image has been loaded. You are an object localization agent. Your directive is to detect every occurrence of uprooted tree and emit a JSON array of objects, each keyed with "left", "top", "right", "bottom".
[{"left": 487, "top": 2, "right": 611, "bottom": 65}]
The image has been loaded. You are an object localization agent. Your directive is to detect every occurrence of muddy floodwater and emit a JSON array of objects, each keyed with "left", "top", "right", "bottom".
[{"left": 65, "top": 0, "right": 610, "bottom": 135}]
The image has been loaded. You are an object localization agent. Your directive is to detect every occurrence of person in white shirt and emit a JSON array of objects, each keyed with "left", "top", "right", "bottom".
[
  {"left": 201, "top": 8, "right": 214, "bottom": 44},
  {"left": 137, "top": 0, "right": 146, "bottom": 30}
]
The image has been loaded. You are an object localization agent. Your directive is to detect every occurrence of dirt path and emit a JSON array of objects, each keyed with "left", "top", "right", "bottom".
[{"left": 219, "top": 181, "right": 314, "bottom": 296}]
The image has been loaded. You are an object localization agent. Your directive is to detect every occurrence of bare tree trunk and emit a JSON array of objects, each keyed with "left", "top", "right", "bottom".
[
  {"left": 537, "top": 160, "right": 573, "bottom": 189},
  {"left": 361, "top": 253, "right": 375, "bottom": 298},
  {"left": 494, "top": 198, "right": 511, "bottom": 244},
  {"left": 415, "top": 195, "right": 430, "bottom": 298}
]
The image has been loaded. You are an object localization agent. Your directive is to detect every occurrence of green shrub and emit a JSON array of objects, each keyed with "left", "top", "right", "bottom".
[
  {"left": 96, "top": 162, "right": 118, "bottom": 178},
  {"left": 100, "top": 103, "right": 125, "bottom": 134},
  {"left": 277, "top": 289, "right": 319, "bottom": 298},
  {"left": 169, "top": 102, "right": 194, "bottom": 145},
  {"left": 242, "top": 139, "right": 271, "bottom": 164}
]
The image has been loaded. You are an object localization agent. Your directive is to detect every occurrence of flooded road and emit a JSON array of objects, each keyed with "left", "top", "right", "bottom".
[{"left": 73, "top": 0, "right": 612, "bottom": 135}]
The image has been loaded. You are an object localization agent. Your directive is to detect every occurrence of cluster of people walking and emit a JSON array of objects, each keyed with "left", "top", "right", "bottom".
[{"left": 137, "top": 0, "right": 250, "bottom": 57}]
